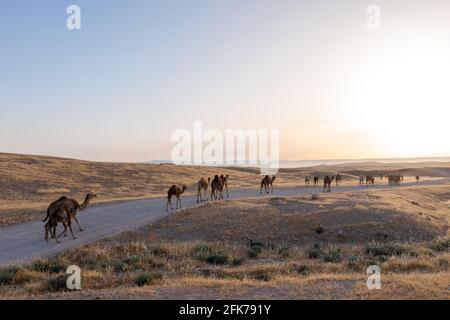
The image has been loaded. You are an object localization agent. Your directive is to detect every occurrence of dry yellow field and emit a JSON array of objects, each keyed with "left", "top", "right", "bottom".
[
  {"left": 1, "top": 152, "right": 449, "bottom": 227},
  {"left": 0, "top": 183, "right": 449, "bottom": 299}
]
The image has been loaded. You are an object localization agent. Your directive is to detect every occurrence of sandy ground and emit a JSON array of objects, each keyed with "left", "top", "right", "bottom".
[
  {"left": 1, "top": 153, "right": 449, "bottom": 300},
  {"left": 1, "top": 152, "right": 449, "bottom": 227},
  {"left": 1, "top": 179, "right": 449, "bottom": 267}
]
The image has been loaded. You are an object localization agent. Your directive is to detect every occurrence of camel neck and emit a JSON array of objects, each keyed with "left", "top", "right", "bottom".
[{"left": 80, "top": 196, "right": 90, "bottom": 210}]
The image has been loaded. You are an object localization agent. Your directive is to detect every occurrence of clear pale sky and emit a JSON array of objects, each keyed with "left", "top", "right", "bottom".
[{"left": 1, "top": 0, "right": 449, "bottom": 162}]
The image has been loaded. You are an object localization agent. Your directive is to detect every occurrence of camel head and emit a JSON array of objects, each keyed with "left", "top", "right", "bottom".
[
  {"left": 272, "top": 176, "right": 276, "bottom": 181},
  {"left": 79, "top": 193, "right": 97, "bottom": 210},
  {"left": 181, "top": 186, "right": 187, "bottom": 193},
  {"left": 86, "top": 193, "right": 97, "bottom": 200},
  {"left": 207, "top": 177, "right": 211, "bottom": 183}
]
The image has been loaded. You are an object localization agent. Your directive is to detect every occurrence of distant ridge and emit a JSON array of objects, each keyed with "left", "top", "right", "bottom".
[{"left": 143, "top": 157, "right": 450, "bottom": 168}]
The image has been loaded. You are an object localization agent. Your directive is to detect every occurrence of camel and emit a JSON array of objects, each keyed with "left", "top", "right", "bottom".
[
  {"left": 220, "top": 174, "right": 230, "bottom": 198},
  {"left": 305, "top": 176, "right": 311, "bottom": 186},
  {"left": 388, "top": 175, "right": 401, "bottom": 186},
  {"left": 43, "top": 193, "right": 97, "bottom": 237},
  {"left": 260, "top": 175, "right": 276, "bottom": 194},
  {"left": 210, "top": 175, "right": 223, "bottom": 200},
  {"left": 359, "top": 176, "right": 365, "bottom": 185},
  {"left": 416, "top": 176, "right": 420, "bottom": 182},
  {"left": 366, "top": 175, "right": 375, "bottom": 187},
  {"left": 335, "top": 174, "right": 342, "bottom": 186},
  {"left": 196, "top": 177, "right": 210, "bottom": 203},
  {"left": 313, "top": 176, "right": 320, "bottom": 187},
  {"left": 166, "top": 185, "right": 187, "bottom": 211},
  {"left": 44, "top": 208, "right": 76, "bottom": 243},
  {"left": 323, "top": 175, "right": 334, "bottom": 192}
]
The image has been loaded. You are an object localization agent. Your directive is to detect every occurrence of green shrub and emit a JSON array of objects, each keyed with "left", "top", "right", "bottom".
[
  {"left": 31, "top": 259, "right": 66, "bottom": 273},
  {"left": 206, "top": 254, "right": 228, "bottom": 265},
  {"left": 278, "top": 246, "right": 292, "bottom": 258},
  {"left": 151, "top": 246, "right": 169, "bottom": 256},
  {"left": 113, "top": 261, "right": 126, "bottom": 273},
  {"left": 295, "top": 265, "right": 310, "bottom": 275},
  {"left": 252, "top": 270, "right": 272, "bottom": 282},
  {"left": 247, "top": 247, "right": 260, "bottom": 259},
  {"left": 135, "top": 272, "right": 163, "bottom": 287},
  {"left": 365, "top": 242, "right": 414, "bottom": 257},
  {"left": 428, "top": 238, "right": 450, "bottom": 252},
  {"left": 0, "top": 266, "right": 20, "bottom": 286},
  {"left": 322, "top": 248, "right": 342, "bottom": 263},
  {"left": 232, "top": 258, "right": 244, "bottom": 266},
  {"left": 45, "top": 274, "right": 68, "bottom": 292},
  {"left": 315, "top": 227, "right": 325, "bottom": 234},
  {"left": 306, "top": 243, "right": 323, "bottom": 259}
]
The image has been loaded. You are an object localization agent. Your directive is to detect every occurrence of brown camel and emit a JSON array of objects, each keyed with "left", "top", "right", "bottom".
[
  {"left": 260, "top": 175, "right": 276, "bottom": 194},
  {"left": 44, "top": 208, "right": 76, "bottom": 243},
  {"left": 335, "top": 174, "right": 342, "bottom": 186},
  {"left": 313, "top": 176, "right": 320, "bottom": 186},
  {"left": 305, "top": 176, "right": 311, "bottom": 186},
  {"left": 323, "top": 175, "right": 334, "bottom": 192},
  {"left": 196, "top": 177, "right": 210, "bottom": 203},
  {"left": 359, "top": 176, "right": 365, "bottom": 185},
  {"left": 43, "top": 193, "right": 97, "bottom": 237},
  {"left": 210, "top": 175, "right": 223, "bottom": 200},
  {"left": 220, "top": 174, "right": 230, "bottom": 198},
  {"left": 166, "top": 185, "right": 187, "bottom": 211},
  {"left": 416, "top": 176, "right": 420, "bottom": 182},
  {"left": 366, "top": 175, "right": 375, "bottom": 187}
]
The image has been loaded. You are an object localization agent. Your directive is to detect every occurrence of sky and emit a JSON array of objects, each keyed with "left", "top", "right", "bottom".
[{"left": 1, "top": 0, "right": 449, "bottom": 162}]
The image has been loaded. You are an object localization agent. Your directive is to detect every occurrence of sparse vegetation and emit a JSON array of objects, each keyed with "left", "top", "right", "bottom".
[
  {"left": 307, "top": 244, "right": 323, "bottom": 259},
  {"left": 45, "top": 274, "right": 68, "bottom": 292},
  {"left": 365, "top": 242, "right": 416, "bottom": 257},
  {"left": 135, "top": 272, "right": 163, "bottom": 287},
  {"left": 0, "top": 266, "right": 20, "bottom": 286},
  {"left": 0, "top": 174, "right": 449, "bottom": 299},
  {"left": 428, "top": 237, "right": 450, "bottom": 252}
]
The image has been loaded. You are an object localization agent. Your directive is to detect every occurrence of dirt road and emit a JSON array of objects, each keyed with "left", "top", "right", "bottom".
[{"left": 1, "top": 179, "right": 448, "bottom": 266}]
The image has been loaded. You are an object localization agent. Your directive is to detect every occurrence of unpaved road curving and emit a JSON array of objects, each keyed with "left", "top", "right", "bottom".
[{"left": 1, "top": 179, "right": 449, "bottom": 266}]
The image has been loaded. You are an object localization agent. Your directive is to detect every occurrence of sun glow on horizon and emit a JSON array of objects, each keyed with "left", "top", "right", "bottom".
[{"left": 343, "top": 36, "right": 450, "bottom": 158}]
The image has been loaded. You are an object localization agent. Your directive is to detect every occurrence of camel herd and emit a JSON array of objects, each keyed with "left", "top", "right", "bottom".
[{"left": 43, "top": 172, "right": 420, "bottom": 243}]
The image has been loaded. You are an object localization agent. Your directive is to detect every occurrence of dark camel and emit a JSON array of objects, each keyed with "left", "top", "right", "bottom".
[
  {"left": 166, "top": 185, "right": 187, "bottom": 211},
  {"left": 323, "top": 175, "right": 334, "bottom": 192},
  {"left": 196, "top": 177, "right": 210, "bottom": 203},
  {"left": 210, "top": 175, "right": 223, "bottom": 200},
  {"left": 43, "top": 193, "right": 97, "bottom": 238},
  {"left": 220, "top": 174, "right": 230, "bottom": 198},
  {"left": 260, "top": 175, "right": 276, "bottom": 194}
]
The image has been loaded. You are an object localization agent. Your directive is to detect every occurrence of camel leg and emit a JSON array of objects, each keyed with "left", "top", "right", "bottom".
[
  {"left": 66, "top": 221, "right": 77, "bottom": 240},
  {"left": 58, "top": 223, "right": 68, "bottom": 238},
  {"left": 73, "top": 216, "right": 83, "bottom": 232},
  {"left": 166, "top": 197, "right": 173, "bottom": 211},
  {"left": 51, "top": 225, "right": 57, "bottom": 239},
  {"left": 260, "top": 183, "right": 263, "bottom": 194},
  {"left": 45, "top": 223, "right": 51, "bottom": 243}
]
